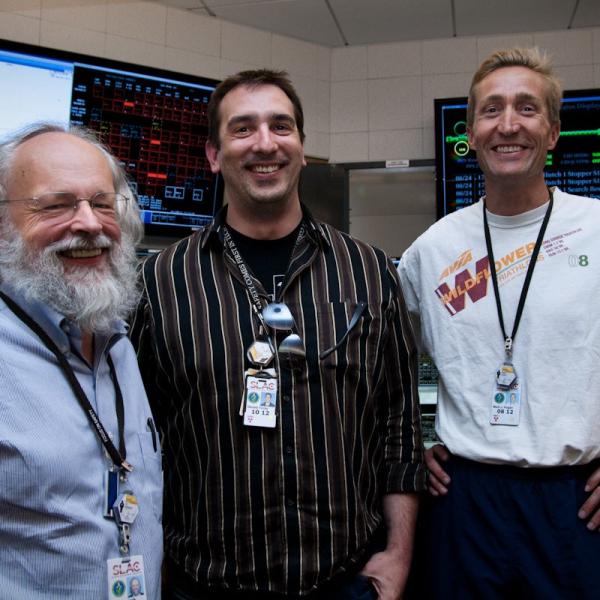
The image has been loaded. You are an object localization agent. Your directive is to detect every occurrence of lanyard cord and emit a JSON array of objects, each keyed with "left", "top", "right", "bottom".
[
  {"left": 106, "top": 353, "right": 126, "bottom": 463},
  {"left": 483, "top": 189, "right": 553, "bottom": 354},
  {"left": 0, "top": 290, "right": 131, "bottom": 473},
  {"left": 222, "top": 222, "right": 305, "bottom": 316}
]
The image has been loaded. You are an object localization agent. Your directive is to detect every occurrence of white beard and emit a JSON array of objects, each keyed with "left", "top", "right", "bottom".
[{"left": 0, "top": 221, "right": 140, "bottom": 334}]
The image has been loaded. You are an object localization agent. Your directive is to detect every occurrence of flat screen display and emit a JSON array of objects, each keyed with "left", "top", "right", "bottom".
[
  {"left": 0, "top": 39, "right": 221, "bottom": 240},
  {"left": 434, "top": 89, "right": 600, "bottom": 218}
]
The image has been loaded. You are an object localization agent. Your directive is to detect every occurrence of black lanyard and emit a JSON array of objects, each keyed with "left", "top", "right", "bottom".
[
  {"left": 0, "top": 290, "right": 132, "bottom": 473},
  {"left": 222, "top": 223, "right": 305, "bottom": 313},
  {"left": 483, "top": 189, "right": 553, "bottom": 354}
]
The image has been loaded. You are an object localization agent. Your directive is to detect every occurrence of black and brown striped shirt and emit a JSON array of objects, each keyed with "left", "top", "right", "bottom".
[{"left": 130, "top": 208, "right": 426, "bottom": 597}]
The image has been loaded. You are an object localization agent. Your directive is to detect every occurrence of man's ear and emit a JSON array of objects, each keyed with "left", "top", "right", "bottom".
[
  {"left": 205, "top": 140, "right": 221, "bottom": 174},
  {"left": 547, "top": 122, "right": 560, "bottom": 151},
  {"left": 467, "top": 126, "right": 476, "bottom": 151}
]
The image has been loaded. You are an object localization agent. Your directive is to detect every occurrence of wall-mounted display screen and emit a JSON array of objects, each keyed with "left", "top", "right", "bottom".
[
  {"left": 434, "top": 89, "right": 600, "bottom": 218},
  {"left": 0, "top": 39, "right": 221, "bottom": 241}
]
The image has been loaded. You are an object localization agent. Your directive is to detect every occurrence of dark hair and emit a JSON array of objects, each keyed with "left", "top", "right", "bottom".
[
  {"left": 467, "top": 47, "right": 562, "bottom": 128},
  {"left": 207, "top": 69, "right": 305, "bottom": 148}
]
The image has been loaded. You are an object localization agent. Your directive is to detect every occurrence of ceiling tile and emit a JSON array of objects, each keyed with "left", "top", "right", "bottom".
[
  {"left": 158, "top": 0, "right": 205, "bottom": 8},
  {"left": 571, "top": 0, "right": 600, "bottom": 29},
  {"left": 330, "top": 0, "right": 454, "bottom": 45},
  {"left": 153, "top": 0, "right": 598, "bottom": 48},
  {"left": 205, "top": 0, "right": 295, "bottom": 6},
  {"left": 211, "top": 0, "right": 339, "bottom": 46},
  {"left": 455, "top": 0, "right": 576, "bottom": 37}
]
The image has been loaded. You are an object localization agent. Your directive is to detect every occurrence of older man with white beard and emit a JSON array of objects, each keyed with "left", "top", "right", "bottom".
[{"left": 0, "top": 123, "right": 163, "bottom": 600}]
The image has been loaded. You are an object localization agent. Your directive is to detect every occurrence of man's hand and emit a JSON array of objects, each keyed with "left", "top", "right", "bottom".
[
  {"left": 361, "top": 548, "right": 409, "bottom": 600},
  {"left": 578, "top": 464, "right": 600, "bottom": 530},
  {"left": 360, "top": 493, "right": 418, "bottom": 600},
  {"left": 425, "top": 444, "right": 451, "bottom": 496}
]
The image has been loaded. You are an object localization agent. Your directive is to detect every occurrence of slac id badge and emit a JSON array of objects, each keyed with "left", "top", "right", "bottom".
[
  {"left": 107, "top": 555, "right": 146, "bottom": 599},
  {"left": 490, "top": 381, "right": 521, "bottom": 426},
  {"left": 244, "top": 373, "right": 278, "bottom": 428}
]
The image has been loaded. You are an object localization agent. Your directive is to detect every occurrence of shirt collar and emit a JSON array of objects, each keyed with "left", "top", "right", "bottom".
[
  {"left": 200, "top": 203, "right": 330, "bottom": 250},
  {"left": 0, "top": 281, "right": 127, "bottom": 355}
]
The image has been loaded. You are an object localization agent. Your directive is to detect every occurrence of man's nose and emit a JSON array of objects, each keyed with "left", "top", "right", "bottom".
[
  {"left": 498, "top": 108, "right": 520, "bottom": 135},
  {"left": 68, "top": 200, "right": 103, "bottom": 235},
  {"left": 252, "top": 125, "right": 278, "bottom": 153}
]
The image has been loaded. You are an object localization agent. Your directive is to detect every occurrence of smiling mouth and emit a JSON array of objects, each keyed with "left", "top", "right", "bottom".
[
  {"left": 249, "top": 164, "right": 281, "bottom": 174},
  {"left": 494, "top": 145, "right": 526, "bottom": 154},
  {"left": 60, "top": 248, "right": 103, "bottom": 259}
]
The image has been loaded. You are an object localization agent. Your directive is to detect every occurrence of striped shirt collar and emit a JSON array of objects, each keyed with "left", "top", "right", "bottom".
[{"left": 200, "top": 203, "right": 331, "bottom": 250}]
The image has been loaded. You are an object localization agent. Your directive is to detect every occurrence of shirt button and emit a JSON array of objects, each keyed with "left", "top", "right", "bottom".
[
  {"left": 286, "top": 498, "right": 295, "bottom": 507},
  {"left": 285, "top": 446, "right": 293, "bottom": 454},
  {"left": 283, "top": 395, "right": 291, "bottom": 403}
]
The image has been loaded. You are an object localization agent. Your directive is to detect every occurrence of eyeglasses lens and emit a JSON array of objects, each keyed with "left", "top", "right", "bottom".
[{"left": 262, "top": 303, "right": 295, "bottom": 330}]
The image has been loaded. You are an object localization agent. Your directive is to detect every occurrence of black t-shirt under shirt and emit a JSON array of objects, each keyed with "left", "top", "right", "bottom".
[{"left": 227, "top": 224, "right": 301, "bottom": 300}]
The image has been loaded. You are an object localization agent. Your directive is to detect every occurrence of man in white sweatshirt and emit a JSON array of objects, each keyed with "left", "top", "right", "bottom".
[{"left": 398, "top": 47, "right": 600, "bottom": 599}]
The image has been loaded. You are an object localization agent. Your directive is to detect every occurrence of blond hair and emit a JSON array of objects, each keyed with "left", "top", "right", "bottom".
[{"left": 467, "top": 47, "right": 562, "bottom": 127}]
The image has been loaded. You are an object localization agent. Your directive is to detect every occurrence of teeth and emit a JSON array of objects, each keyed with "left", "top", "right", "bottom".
[
  {"left": 64, "top": 248, "right": 102, "bottom": 258},
  {"left": 252, "top": 165, "right": 280, "bottom": 173},
  {"left": 496, "top": 145, "right": 523, "bottom": 153}
]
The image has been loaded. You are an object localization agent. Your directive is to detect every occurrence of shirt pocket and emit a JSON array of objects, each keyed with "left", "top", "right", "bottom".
[
  {"left": 137, "top": 432, "right": 163, "bottom": 522},
  {"left": 313, "top": 300, "right": 383, "bottom": 373}
]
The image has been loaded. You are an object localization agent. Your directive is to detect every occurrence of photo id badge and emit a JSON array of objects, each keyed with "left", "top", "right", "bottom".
[
  {"left": 244, "top": 373, "right": 278, "bottom": 428},
  {"left": 107, "top": 555, "right": 146, "bottom": 599},
  {"left": 490, "top": 381, "right": 521, "bottom": 426}
]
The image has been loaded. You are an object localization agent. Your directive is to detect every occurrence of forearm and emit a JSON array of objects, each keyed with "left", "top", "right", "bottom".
[
  {"left": 382, "top": 492, "right": 419, "bottom": 561},
  {"left": 360, "top": 492, "right": 420, "bottom": 599}
]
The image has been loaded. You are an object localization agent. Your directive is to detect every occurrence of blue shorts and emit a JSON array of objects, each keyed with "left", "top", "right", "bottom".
[{"left": 414, "top": 456, "right": 600, "bottom": 600}]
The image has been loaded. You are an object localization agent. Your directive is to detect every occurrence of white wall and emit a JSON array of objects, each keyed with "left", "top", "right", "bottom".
[{"left": 330, "top": 29, "right": 600, "bottom": 163}]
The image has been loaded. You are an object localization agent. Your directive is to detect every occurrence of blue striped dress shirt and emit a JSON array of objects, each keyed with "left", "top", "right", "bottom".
[{"left": 0, "top": 284, "right": 163, "bottom": 599}]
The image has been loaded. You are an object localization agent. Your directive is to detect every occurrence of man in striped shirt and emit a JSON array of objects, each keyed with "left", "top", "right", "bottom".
[{"left": 131, "top": 69, "right": 426, "bottom": 599}]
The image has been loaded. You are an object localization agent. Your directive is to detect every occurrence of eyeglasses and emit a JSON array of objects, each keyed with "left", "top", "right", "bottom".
[
  {"left": 1, "top": 192, "right": 128, "bottom": 221},
  {"left": 320, "top": 301, "right": 367, "bottom": 359},
  {"left": 256, "top": 301, "right": 367, "bottom": 362},
  {"left": 262, "top": 302, "right": 305, "bottom": 358}
]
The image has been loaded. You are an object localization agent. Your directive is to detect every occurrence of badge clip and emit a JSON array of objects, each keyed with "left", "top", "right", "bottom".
[
  {"left": 113, "top": 491, "right": 139, "bottom": 556},
  {"left": 496, "top": 362, "right": 517, "bottom": 390}
]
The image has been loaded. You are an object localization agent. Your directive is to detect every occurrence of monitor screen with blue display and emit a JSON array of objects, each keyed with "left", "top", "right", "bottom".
[
  {"left": 0, "top": 39, "right": 221, "bottom": 241},
  {"left": 434, "top": 89, "right": 600, "bottom": 219}
]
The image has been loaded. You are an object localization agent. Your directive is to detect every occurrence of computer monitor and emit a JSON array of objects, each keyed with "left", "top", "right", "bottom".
[{"left": 0, "top": 38, "right": 222, "bottom": 242}]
